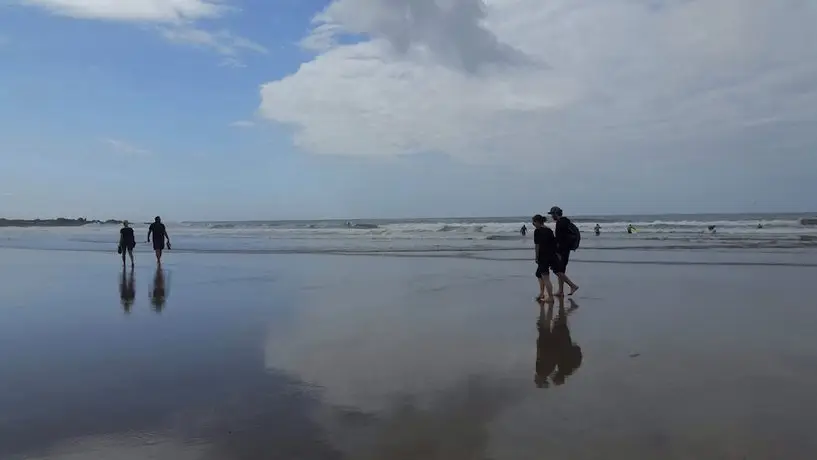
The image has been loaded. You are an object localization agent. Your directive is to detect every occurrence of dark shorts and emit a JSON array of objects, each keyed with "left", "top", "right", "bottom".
[
  {"left": 153, "top": 240, "right": 165, "bottom": 251},
  {"left": 119, "top": 242, "right": 136, "bottom": 252},
  {"left": 536, "top": 257, "right": 559, "bottom": 278},
  {"left": 555, "top": 250, "right": 570, "bottom": 273}
]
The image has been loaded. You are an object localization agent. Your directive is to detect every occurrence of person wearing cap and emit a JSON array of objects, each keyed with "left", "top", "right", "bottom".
[
  {"left": 118, "top": 220, "right": 136, "bottom": 268},
  {"left": 547, "top": 206, "right": 580, "bottom": 296}
]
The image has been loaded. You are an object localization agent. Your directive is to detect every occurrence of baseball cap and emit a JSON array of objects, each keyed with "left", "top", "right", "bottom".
[{"left": 547, "top": 206, "right": 563, "bottom": 217}]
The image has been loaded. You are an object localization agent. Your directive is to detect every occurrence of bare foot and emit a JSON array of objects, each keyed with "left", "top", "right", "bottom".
[
  {"left": 568, "top": 286, "right": 579, "bottom": 296},
  {"left": 536, "top": 294, "right": 545, "bottom": 301}
]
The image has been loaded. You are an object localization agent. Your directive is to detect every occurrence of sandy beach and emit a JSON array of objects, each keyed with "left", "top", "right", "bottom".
[{"left": 1, "top": 246, "right": 817, "bottom": 459}]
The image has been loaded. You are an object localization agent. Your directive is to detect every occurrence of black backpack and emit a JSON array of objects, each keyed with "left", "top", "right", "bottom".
[{"left": 566, "top": 220, "right": 581, "bottom": 251}]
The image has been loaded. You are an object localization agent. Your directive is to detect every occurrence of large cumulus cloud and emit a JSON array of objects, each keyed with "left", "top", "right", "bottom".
[{"left": 259, "top": 0, "right": 817, "bottom": 176}]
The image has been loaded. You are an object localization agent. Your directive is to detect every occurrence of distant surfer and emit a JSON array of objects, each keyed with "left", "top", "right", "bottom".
[
  {"left": 757, "top": 222, "right": 763, "bottom": 229},
  {"left": 627, "top": 224, "right": 635, "bottom": 234},
  {"left": 594, "top": 224, "right": 601, "bottom": 236},
  {"left": 548, "top": 206, "right": 580, "bottom": 297},
  {"left": 708, "top": 225, "right": 717, "bottom": 234},
  {"left": 521, "top": 224, "right": 528, "bottom": 236},
  {"left": 118, "top": 220, "right": 136, "bottom": 268},
  {"left": 147, "top": 216, "right": 171, "bottom": 265}
]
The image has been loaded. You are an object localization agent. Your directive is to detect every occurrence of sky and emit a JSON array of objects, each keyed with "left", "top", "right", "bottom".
[{"left": 1, "top": 0, "right": 815, "bottom": 220}]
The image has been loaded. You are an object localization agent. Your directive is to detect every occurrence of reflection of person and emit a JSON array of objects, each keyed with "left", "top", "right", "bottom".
[
  {"left": 535, "top": 297, "right": 582, "bottom": 388},
  {"left": 118, "top": 220, "right": 136, "bottom": 268},
  {"left": 535, "top": 300, "right": 556, "bottom": 388},
  {"left": 147, "top": 216, "right": 171, "bottom": 265},
  {"left": 551, "top": 298, "right": 583, "bottom": 386},
  {"left": 150, "top": 267, "right": 168, "bottom": 312},
  {"left": 119, "top": 270, "right": 135, "bottom": 313}
]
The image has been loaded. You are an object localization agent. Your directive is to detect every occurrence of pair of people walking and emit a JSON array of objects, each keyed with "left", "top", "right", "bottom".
[
  {"left": 118, "top": 216, "right": 171, "bottom": 267},
  {"left": 532, "top": 206, "right": 580, "bottom": 302}
]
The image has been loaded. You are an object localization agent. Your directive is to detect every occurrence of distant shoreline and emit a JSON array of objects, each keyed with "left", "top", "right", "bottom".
[{"left": 0, "top": 218, "right": 122, "bottom": 228}]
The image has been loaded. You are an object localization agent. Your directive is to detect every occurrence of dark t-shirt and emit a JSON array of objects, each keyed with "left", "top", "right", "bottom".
[
  {"left": 534, "top": 227, "right": 557, "bottom": 262},
  {"left": 554, "top": 217, "right": 573, "bottom": 253},
  {"left": 120, "top": 227, "right": 135, "bottom": 245},
  {"left": 149, "top": 222, "right": 166, "bottom": 240}
]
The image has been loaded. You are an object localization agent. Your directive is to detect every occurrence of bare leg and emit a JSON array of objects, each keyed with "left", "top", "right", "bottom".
[
  {"left": 555, "top": 276, "right": 565, "bottom": 297},
  {"left": 128, "top": 249, "right": 134, "bottom": 268},
  {"left": 537, "top": 277, "right": 546, "bottom": 301},
  {"left": 543, "top": 274, "right": 554, "bottom": 300},
  {"left": 557, "top": 272, "right": 579, "bottom": 295},
  {"left": 121, "top": 250, "right": 126, "bottom": 266},
  {"left": 155, "top": 249, "right": 162, "bottom": 265}
]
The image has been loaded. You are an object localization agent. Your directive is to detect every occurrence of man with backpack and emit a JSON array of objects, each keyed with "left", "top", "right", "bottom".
[{"left": 548, "top": 206, "right": 580, "bottom": 296}]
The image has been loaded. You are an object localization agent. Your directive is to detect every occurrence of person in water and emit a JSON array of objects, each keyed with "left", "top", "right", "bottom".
[
  {"left": 594, "top": 224, "right": 601, "bottom": 236},
  {"left": 548, "top": 206, "right": 580, "bottom": 296},
  {"left": 521, "top": 224, "right": 528, "bottom": 236},
  {"left": 147, "top": 216, "right": 171, "bottom": 265},
  {"left": 118, "top": 220, "right": 136, "bottom": 268},
  {"left": 532, "top": 214, "right": 557, "bottom": 301},
  {"left": 627, "top": 223, "right": 635, "bottom": 234}
]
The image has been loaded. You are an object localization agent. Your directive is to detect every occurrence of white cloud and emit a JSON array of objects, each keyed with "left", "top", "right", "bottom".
[
  {"left": 20, "top": 0, "right": 225, "bottom": 22},
  {"left": 229, "top": 120, "right": 255, "bottom": 128},
  {"left": 159, "top": 25, "right": 267, "bottom": 62},
  {"left": 259, "top": 0, "right": 817, "bottom": 172},
  {"left": 101, "top": 138, "right": 152, "bottom": 156},
  {"left": 18, "top": 1, "right": 265, "bottom": 64}
]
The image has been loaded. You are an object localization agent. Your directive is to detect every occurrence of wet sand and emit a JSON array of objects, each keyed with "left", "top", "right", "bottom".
[{"left": 1, "top": 247, "right": 816, "bottom": 459}]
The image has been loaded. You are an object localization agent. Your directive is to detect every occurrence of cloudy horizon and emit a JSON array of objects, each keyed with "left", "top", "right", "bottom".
[{"left": 2, "top": 0, "right": 815, "bottom": 220}]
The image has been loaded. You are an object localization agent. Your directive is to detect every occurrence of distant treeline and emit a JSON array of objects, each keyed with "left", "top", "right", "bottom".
[{"left": 0, "top": 217, "right": 122, "bottom": 228}]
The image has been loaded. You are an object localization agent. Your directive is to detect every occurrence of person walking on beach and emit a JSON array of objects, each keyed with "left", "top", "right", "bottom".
[
  {"left": 118, "top": 220, "right": 136, "bottom": 268},
  {"left": 147, "top": 216, "right": 171, "bottom": 265},
  {"left": 532, "top": 214, "right": 557, "bottom": 301},
  {"left": 547, "top": 206, "right": 580, "bottom": 296}
]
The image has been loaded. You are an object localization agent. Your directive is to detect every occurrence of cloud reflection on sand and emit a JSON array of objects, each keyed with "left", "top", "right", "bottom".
[{"left": 263, "top": 273, "right": 535, "bottom": 413}]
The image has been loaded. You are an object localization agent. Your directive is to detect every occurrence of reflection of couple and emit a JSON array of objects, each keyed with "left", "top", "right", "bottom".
[
  {"left": 118, "top": 267, "right": 169, "bottom": 313},
  {"left": 535, "top": 297, "right": 582, "bottom": 388}
]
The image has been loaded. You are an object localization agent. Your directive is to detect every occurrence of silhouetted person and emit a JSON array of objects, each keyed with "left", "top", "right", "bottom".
[
  {"left": 147, "top": 216, "right": 171, "bottom": 265},
  {"left": 520, "top": 225, "right": 527, "bottom": 236},
  {"left": 119, "top": 270, "right": 135, "bottom": 313},
  {"left": 150, "top": 266, "right": 168, "bottom": 313},
  {"left": 551, "top": 298, "right": 583, "bottom": 386},
  {"left": 594, "top": 224, "right": 601, "bottom": 236},
  {"left": 532, "top": 214, "right": 557, "bottom": 301},
  {"left": 118, "top": 220, "right": 136, "bottom": 268},
  {"left": 627, "top": 224, "right": 635, "bottom": 234},
  {"left": 535, "top": 300, "right": 557, "bottom": 388},
  {"left": 547, "top": 206, "right": 580, "bottom": 296}
]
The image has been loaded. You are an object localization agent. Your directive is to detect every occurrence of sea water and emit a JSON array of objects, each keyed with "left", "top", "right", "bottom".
[{"left": 1, "top": 213, "right": 815, "bottom": 258}]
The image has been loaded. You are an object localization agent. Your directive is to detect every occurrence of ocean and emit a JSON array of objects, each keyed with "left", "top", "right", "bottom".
[{"left": 1, "top": 212, "right": 815, "bottom": 257}]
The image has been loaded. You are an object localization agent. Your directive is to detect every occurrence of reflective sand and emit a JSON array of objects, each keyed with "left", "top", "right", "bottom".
[{"left": 1, "top": 248, "right": 816, "bottom": 459}]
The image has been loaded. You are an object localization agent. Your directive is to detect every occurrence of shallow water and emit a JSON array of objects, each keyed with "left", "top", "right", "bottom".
[{"left": 1, "top": 247, "right": 817, "bottom": 459}]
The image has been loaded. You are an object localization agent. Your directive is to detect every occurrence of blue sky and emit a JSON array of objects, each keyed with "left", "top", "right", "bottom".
[{"left": 1, "top": 0, "right": 816, "bottom": 220}]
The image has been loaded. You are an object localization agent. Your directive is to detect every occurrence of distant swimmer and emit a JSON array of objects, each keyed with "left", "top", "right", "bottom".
[
  {"left": 594, "top": 224, "right": 601, "bottom": 236},
  {"left": 118, "top": 220, "right": 136, "bottom": 268},
  {"left": 757, "top": 222, "right": 764, "bottom": 229},
  {"left": 521, "top": 224, "right": 528, "bottom": 236},
  {"left": 147, "top": 216, "right": 171, "bottom": 265},
  {"left": 548, "top": 206, "right": 580, "bottom": 297},
  {"left": 627, "top": 224, "right": 635, "bottom": 234},
  {"left": 708, "top": 225, "right": 717, "bottom": 234}
]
